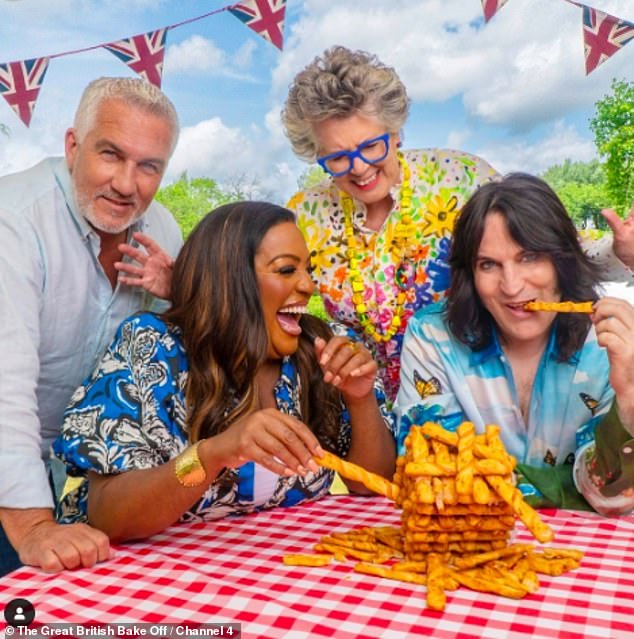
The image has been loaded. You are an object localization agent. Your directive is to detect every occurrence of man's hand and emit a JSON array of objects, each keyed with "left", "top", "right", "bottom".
[
  {"left": 602, "top": 202, "right": 634, "bottom": 270},
  {"left": 115, "top": 231, "right": 174, "bottom": 300},
  {"left": 2, "top": 508, "right": 111, "bottom": 573}
]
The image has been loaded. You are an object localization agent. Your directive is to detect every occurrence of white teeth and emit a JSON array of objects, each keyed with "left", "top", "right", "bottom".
[
  {"left": 279, "top": 305, "right": 307, "bottom": 314},
  {"left": 355, "top": 173, "right": 377, "bottom": 186}
]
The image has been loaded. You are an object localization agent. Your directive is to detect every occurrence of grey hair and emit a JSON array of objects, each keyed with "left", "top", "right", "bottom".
[
  {"left": 281, "top": 46, "right": 410, "bottom": 162},
  {"left": 73, "top": 77, "right": 180, "bottom": 155}
]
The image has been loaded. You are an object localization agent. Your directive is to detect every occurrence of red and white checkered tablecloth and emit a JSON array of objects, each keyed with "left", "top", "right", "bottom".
[{"left": 1, "top": 495, "right": 633, "bottom": 639}]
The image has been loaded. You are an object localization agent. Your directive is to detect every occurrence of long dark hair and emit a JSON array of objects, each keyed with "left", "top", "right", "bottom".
[
  {"left": 447, "top": 173, "right": 600, "bottom": 360},
  {"left": 163, "top": 201, "right": 341, "bottom": 450}
]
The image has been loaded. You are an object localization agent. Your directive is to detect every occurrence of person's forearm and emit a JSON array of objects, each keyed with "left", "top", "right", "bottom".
[
  {"left": 343, "top": 394, "right": 396, "bottom": 493},
  {"left": 0, "top": 507, "right": 54, "bottom": 550},
  {"left": 87, "top": 437, "right": 227, "bottom": 542}
]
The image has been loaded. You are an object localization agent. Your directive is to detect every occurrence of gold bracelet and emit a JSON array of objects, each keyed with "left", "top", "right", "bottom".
[{"left": 174, "top": 441, "right": 207, "bottom": 487}]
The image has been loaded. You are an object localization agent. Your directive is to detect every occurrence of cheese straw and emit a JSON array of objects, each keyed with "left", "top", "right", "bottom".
[
  {"left": 524, "top": 300, "right": 594, "bottom": 313},
  {"left": 315, "top": 450, "right": 400, "bottom": 501}
]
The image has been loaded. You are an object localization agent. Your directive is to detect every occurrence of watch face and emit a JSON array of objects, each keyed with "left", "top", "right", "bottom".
[{"left": 4, "top": 598, "right": 35, "bottom": 627}]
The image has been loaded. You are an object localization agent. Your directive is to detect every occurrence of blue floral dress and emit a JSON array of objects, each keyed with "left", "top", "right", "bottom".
[{"left": 54, "top": 312, "right": 395, "bottom": 523}]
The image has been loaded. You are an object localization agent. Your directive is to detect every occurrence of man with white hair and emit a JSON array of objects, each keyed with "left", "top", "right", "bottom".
[{"left": 0, "top": 77, "right": 182, "bottom": 575}]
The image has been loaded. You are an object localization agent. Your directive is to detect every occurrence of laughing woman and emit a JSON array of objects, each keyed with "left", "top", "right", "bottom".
[{"left": 54, "top": 202, "right": 395, "bottom": 542}]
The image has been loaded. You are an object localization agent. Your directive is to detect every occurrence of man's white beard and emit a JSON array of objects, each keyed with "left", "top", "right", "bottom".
[{"left": 73, "top": 183, "right": 145, "bottom": 235}]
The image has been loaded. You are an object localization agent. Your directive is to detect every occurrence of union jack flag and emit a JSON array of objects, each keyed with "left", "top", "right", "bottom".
[
  {"left": 581, "top": 6, "right": 634, "bottom": 75},
  {"left": 103, "top": 28, "right": 167, "bottom": 87},
  {"left": 228, "top": 0, "right": 287, "bottom": 50},
  {"left": 481, "top": 0, "right": 509, "bottom": 23},
  {"left": 0, "top": 57, "right": 49, "bottom": 127}
]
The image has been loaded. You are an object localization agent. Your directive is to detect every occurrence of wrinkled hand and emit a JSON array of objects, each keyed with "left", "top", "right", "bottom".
[
  {"left": 592, "top": 296, "right": 634, "bottom": 404},
  {"left": 601, "top": 203, "right": 634, "bottom": 270},
  {"left": 19, "top": 520, "right": 111, "bottom": 573},
  {"left": 217, "top": 408, "right": 324, "bottom": 477},
  {"left": 314, "top": 335, "right": 377, "bottom": 401},
  {"left": 115, "top": 231, "right": 174, "bottom": 300}
]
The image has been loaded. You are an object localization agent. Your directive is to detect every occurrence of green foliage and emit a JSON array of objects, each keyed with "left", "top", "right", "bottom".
[
  {"left": 156, "top": 173, "right": 242, "bottom": 238},
  {"left": 541, "top": 159, "right": 611, "bottom": 230},
  {"left": 590, "top": 78, "right": 634, "bottom": 215},
  {"left": 541, "top": 158, "right": 605, "bottom": 186}
]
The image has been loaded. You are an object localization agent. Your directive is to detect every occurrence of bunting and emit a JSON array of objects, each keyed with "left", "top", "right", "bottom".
[
  {"left": 581, "top": 6, "right": 634, "bottom": 75},
  {"left": 0, "top": 1, "right": 632, "bottom": 129},
  {"left": 481, "top": 0, "right": 509, "bottom": 23},
  {"left": 0, "top": 2, "right": 287, "bottom": 128},
  {"left": 228, "top": 0, "right": 287, "bottom": 50},
  {"left": 103, "top": 28, "right": 167, "bottom": 88},
  {"left": 0, "top": 57, "right": 49, "bottom": 127}
]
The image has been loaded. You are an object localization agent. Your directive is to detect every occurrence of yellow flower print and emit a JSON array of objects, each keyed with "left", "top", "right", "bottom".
[
  {"left": 300, "top": 222, "right": 340, "bottom": 273},
  {"left": 286, "top": 191, "right": 305, "bottom": 211},
  {"left": 421, "top": 194, "right": 459, "bottom": 238}
]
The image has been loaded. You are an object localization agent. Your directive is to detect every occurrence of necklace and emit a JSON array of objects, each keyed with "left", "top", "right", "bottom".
[{"left": 341, "top": 152, "right": 415, "bottom": 343}]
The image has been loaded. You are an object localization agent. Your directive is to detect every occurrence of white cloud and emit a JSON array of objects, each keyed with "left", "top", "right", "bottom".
[
  {"left": 164, "top": 35, "right": 226, "bottom": 74},
  {"left": 165, "top": 117, "right": 301, "bottom": 203},
  {"left": 233, "top": 40, "right": 257, "bottom": 69},
  {"left": 446, "top": 129, "right": 471, "bottom": 150},
  {"left": 476, "top": 120, "right": 597, "bottom": 176}
]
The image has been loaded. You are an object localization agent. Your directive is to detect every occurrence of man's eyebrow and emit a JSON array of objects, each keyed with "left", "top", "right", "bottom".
[
  {"left": 94, "top": 139, "right": 166, "bottom": 167},
  {"left": 94, "top": 138, "right": 121, "bottom": 152}
]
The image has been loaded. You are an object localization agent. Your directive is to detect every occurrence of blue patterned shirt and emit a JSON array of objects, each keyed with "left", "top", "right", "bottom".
[{"left": 54, "top": 312, "right": 394, "bottom": 523}]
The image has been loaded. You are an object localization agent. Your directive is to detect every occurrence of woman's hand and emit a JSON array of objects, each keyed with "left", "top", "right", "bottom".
[
  {"left": 314, "top": 335, "right": 377, "bottom": 401},
  {"left": 212, "top": 409, "right": 324, "bottom": 477},
  {"left": 593, "top": 296, "right": 634, "bottom": 426},
  {"left": 115, "top": 231, "right": 174, "bottom": 300}
]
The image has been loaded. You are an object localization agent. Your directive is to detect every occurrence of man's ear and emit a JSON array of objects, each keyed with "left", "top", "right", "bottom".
[{"left": 64, "top": 128, "right": 78, "bottom": 171}]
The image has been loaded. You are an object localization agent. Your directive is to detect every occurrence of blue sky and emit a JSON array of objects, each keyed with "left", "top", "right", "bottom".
[{"left": 0, "top": 0, "right": 632, "bottom": 203}]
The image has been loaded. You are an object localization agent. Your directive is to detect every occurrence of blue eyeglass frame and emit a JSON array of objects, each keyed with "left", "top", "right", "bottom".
[{"left": 316, "top": 132, "right": 390, "bottom": 177}]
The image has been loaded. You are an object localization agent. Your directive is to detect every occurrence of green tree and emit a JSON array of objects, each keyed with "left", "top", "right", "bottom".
[
  {"left": 590, "top": 78, "right": 634, "bottom": 215},
  {"left": 541, "top": 159, "right": 611, "bottom": 230},
  {"left": 156, "top": 173, "right": 241, "bottom": 238}
]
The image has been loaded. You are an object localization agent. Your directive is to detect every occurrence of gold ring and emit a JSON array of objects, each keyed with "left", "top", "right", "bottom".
[{"left": 345, "top": 341, "right": 359, "bottom": 352}]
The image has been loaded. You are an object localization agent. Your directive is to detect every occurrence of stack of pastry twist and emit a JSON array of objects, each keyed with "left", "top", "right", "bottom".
[{"left": 284, "top": 421, "right": 582, "bottom": 611}]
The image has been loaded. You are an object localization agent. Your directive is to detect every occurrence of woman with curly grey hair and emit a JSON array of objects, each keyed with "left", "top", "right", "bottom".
[{"left": 283, "top": 45, "right": 498, "bottom": 402}]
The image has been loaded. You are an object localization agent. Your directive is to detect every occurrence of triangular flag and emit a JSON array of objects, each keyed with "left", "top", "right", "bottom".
[
  {"left": 580, "top": 5, "right": 634, "bottom": 75},
  {"left": 481, "top": 0, "right": 509, "bottom": 23},
  {"left": 228, "top": 0, "right": 287, "bottom": 50},
  {"left": 0, "top": 57, "right": 50, "bottom": 127},
  {"left": 103, "top": 28, "right": 167, "bottom": 87}
]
